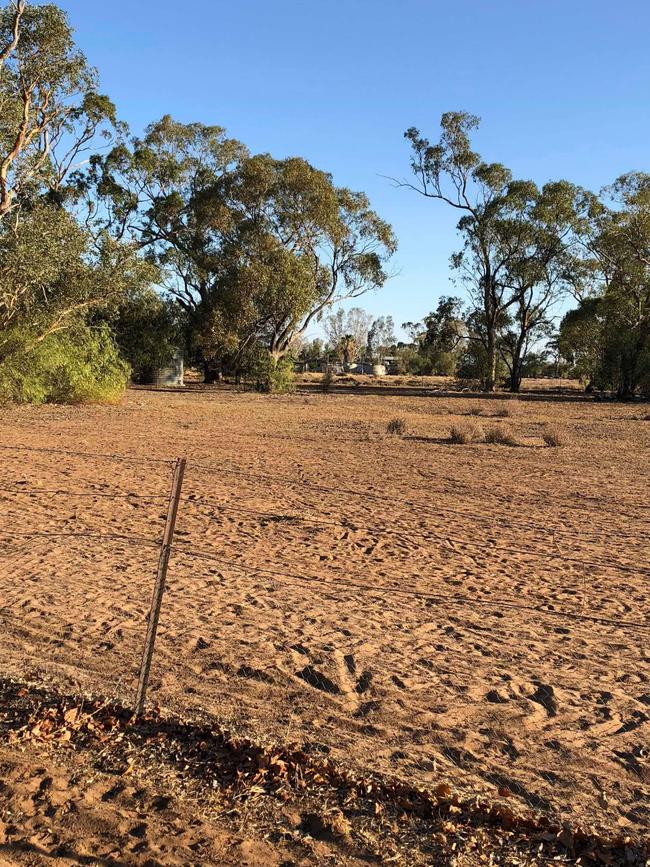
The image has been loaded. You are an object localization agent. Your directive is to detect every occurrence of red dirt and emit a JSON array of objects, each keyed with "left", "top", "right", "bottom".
[{"left": 0, "top": 384, "right": 648, "bottom": 859}]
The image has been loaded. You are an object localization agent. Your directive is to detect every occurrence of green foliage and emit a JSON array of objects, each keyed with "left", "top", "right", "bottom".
[
  {"left": 300, "top": 337, "right": 324, "bottom": 363},
  {"left": 0, "top": 323, "right": 129, "bottom": 404},
  {"left": 393, "top": 345, "right": 426, "bottom": 375},
  {"left": 0, "top": 201, "right": 155, "bottom": 403},
  {"left": 112, "top": 289, "right": 181, "bottom": 382},
  {"left": 267, "top": 356, "right": 296, "bottom": 394},
  {"left": 90, "top": 120, "right": 396, "bottom": 381},
  {"left": 557, "top": 298, "right": 604, "bottom": 385},
  {"left": 321, "top": 368, "right": 335, "bottom": 393},
  {"left": 404, "top": 113, "right": 586, "bottom": 392},
  {"left": 559, "top": 171, "right": 650, "bottom": 398},
  {"left": 402, "top": 296, "right": 465, "bottom": 375},
  {"left": 0, "top": 2, "right": 119, "bottom": 217},
  {"left": 249, "top": 353, "right": 295, "bottom": 394}
]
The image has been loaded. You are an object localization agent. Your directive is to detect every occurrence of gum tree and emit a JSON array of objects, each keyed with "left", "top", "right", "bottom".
[
  {"left": 0, "top": 1, "right": 119, "bottom": 219},
  {"left": 401, "top": 113, "right": 582, "bottom": 390},
  {"left": 90, "top": 124, "right": 396, "bottom": 381},
  {"left": 400, "top": 112, "right": 516, "bottom": 389}
]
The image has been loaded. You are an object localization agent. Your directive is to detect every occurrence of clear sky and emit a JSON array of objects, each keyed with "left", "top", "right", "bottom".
[{"left": 60, "top": 0, "right": 649, "bottom": 340}]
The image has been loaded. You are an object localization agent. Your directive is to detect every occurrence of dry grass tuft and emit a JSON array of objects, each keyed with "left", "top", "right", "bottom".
[
  {"left": 543, "top": 425, "right": 568, "bottom": 448},
  {"left": 450, "top": 421, "right": 484, "bottom": 444},
  {"left": 386, "top": 417, "right": 407, "bottom": 436},
  {"left": 493, "top": 400, "right": 519, "bottom": 418},
  {"left": 466, "top": 401, "right": 484, "bottom": 416},
  {"left": 484, "top": 424, "right": 518, "bottom": 446}
]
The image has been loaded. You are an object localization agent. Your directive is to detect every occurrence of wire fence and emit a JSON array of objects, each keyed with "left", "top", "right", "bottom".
[{"left": 0, "top": 443, "right": 648, "bottom": 842}]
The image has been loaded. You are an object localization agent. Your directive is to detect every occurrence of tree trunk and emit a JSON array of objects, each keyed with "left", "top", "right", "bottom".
[
  {"left": 203, "top": 357, "right": 221, "bottom": 384},
  {"left": 509, "top": 362, "right": 522, "bottom": 393},
  {"left": 616, "top": 362, "right": 634, "bottom": 400},
  {"left": 508, "top": 334, "right": 527, "bottom": 393},
  {"left": 484, "top": 328, "right": 497, "bottom": 392}
]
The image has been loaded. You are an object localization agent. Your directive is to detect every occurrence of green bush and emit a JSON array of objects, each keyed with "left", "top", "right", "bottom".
[
  {"left": 112, "top": 289, "right": 181, "bottom": 383},
  {"left": 321, "top": 368, "right": 335, "bottom": 393},
  {"left": 0, "top": 324, "right": 130, "bottom": 405},
  {"left": 251, "top": 354, "right": 295, "bottom": 394}
]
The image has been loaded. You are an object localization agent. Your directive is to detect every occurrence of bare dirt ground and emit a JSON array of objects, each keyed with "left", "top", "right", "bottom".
[{"left": 0, "top": 381, "right": 648, "bottom": 862}]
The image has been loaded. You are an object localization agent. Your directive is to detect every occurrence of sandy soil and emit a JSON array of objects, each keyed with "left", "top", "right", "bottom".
[{"left": 0, "top": 383, "right": 648, "bottom": 850}]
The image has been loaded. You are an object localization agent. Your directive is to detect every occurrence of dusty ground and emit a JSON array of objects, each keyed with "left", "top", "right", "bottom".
[{"left": 0, "top": 380, "right": 648, "bottom": 859}]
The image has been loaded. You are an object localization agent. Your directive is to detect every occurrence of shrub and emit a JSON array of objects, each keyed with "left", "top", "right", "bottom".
[
  {"left": 493, "top": 400, "right": 518, "bottom": 418},
  {"left": 253, "top": 355, "right": 295, "bottom": 393},
  {"left": 321, "top": 369, "right": 335, "bottom": 393},
  {"left": 113, "top": 288, "right": 181, "bottom": 382},
  {"left": 0, "top": 325, "right": 129, "bottom": 405},
  {"left": 466, "top": 401, "right": 484, "bottom": 416},
  {"left": 449, "top": 421, "right": 484, "bottom": 444},
  {"left": 543, "top": 426, "right": 568, "bottom": 447},
  {"left": 387, "top": 417, "right": 407, "bottom": 436},
  {"left": 484, "top": 424, "right": 518, "bottom": 446}
]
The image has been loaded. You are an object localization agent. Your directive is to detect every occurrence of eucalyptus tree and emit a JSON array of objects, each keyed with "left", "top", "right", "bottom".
[
  {"left": 90, "top": 124, "right": 396, "bottom": 381},
  {"left": 496, "top": 181, "right": 588, "bottom": 391},
  {"left": 0, "top": 0, "right": 153, "bottom": 405},
  {"left": 401, "top": 113, "right": 584, "bottom": 390},
  {"left": 0, "top": 1, "right": 119, "bottom": 219},
  {"left": 582, "top": 173, "right": 650, "bottom": 396},
  {"left": 324, "top": 306, "right": 373, "bottom": 360},
  {"left": 223, "top": 155, "right": 396, "bottom": 369},
  {"left": 401, "top": 112, "right": 518, "bottom": 389},
  {"left": 82, "top": 115, "right": 249, "bottom": 378},
  {"left": 0, "top": 202, "right": 154, "bottom": 356}
]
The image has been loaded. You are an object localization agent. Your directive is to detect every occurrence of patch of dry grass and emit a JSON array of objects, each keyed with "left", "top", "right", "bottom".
[
  {"left": 450, "top": 421, "right": 484, "bottom": 444},
  {"left": 386, "top": 417, "right": 407, "bottom": 436},
  {"left": 493, "top": 399, "right": 519, "bottom": 418},
  {"left": 484, "top": 424, "right": 518, "bottom": 446},
  {"left": 543, "top": 425, "right": 568, "bottom": 447}
]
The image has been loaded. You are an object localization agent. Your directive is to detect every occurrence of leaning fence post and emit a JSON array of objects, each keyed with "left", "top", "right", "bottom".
[{"left": 134, "top": 457, "right": 186, "bottom": 717}]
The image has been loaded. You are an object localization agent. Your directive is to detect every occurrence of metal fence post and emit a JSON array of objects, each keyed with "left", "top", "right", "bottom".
[{"left": 134, "top": 457, "right": 186, "bottom": 716}]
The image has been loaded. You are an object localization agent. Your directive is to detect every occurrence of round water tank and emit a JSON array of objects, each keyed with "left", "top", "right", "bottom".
[
  {"left": 372, "top": 364, "right": 386, "bottom": 377},
  {"left": 154, "top": 348, "right": 184, "bottom": 387}
]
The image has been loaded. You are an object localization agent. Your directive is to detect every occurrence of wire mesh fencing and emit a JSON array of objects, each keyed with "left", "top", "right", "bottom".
[{"left": 0, "top": 443, "right": 648, "bottom": 842}]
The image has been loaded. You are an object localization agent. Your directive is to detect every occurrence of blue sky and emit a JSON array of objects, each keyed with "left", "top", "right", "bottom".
[{"left": 62, "top": 0, "right": 649, "bottom": 340}]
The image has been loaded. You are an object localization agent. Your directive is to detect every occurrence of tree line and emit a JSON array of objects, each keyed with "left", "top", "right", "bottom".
[{"left": 0, "top": 3, "right": 647, "bottom": 401}]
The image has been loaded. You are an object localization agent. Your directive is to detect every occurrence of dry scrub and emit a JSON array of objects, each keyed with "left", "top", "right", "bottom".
[
  {"left": 450, "top": 420, "right": 484, "bottom": 443},
  {"left": 493, "top": 400, "right": 519, "bottom": 418},
  {"left": 387, "top": 417, "right": 407, "bottom": 436},
  {"left": 484, "top": 424, "right": 518, "bottom": 446},
  {"left": 543, "top": 425, "right": 568, "bottom": 447}
]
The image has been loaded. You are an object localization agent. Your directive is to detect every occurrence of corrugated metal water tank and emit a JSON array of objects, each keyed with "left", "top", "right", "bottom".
[{"left": 154, "top": 348, "right": 184, "bottom": 386}]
